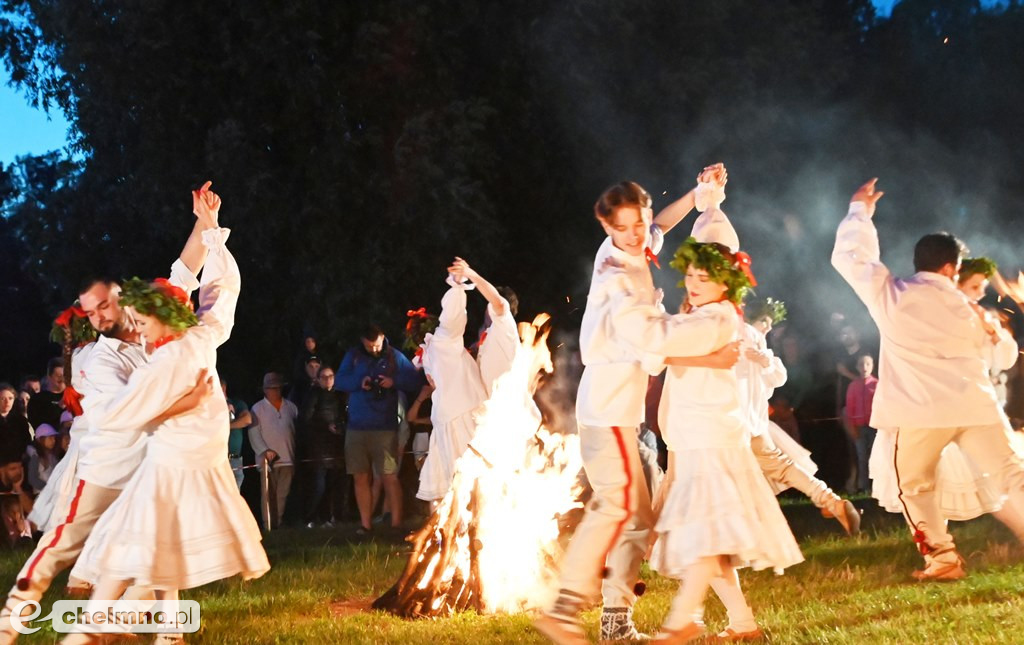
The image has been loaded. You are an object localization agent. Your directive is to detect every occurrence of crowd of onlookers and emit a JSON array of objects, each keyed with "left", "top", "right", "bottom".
[{"left": 3, "top": 306, "right": 1021, "bottom": 544}]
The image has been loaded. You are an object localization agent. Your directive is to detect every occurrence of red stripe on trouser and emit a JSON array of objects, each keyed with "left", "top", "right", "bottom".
[
  {"left": 19, "top": 479, "right": 87, "bottom": 588},
  {"left": 600, "top": 426, "right": 634, "bottom": 573}
]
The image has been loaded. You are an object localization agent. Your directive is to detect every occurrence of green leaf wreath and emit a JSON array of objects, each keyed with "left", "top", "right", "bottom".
[
  {"left": 119, "top": 277, "right": 199, "bottom": 332},
  {"left": 670, "top": 237, "right": 752, "bottom": 304},
  {"left": 959, "top": 256, "right": 997, "bottom": 280},
  {"left": 744, "top": 296, "right": 787, "bottom": 324}
]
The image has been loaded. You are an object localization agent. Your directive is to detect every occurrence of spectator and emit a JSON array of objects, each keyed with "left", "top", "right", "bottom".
[
  {"left": 336, "top": 324, "right": 422, "bottom": 535},
  {"left": 19, "top": 377, "right": 40, "bottom": 395},
  {"left": 301, "top": 365, "right": 347, "bottom": 527},
  {"left": 249, "top": 372, "right": 299, "bottom": 529},
  {"left": 292, "top": 335, "right": 319, "bottom": 391},
  {"left": 26, "top": 424, "right": 60, "bottom": 493},
  {"left": 845, "top": 356, "right": 879, "bottom": 494},
  {"left": 223, "top": 379, "right": 253, "bottom": 490},
  {"left": 0, "top": 452, "right": 32, "bottom": 547},
  {"left": 288, "top": 355, "right": 321, "bottom": 406},
  {"left": 14, "top": 391, "right": 30, "bottom": 420},
  {"left": 0, "top": 384, "right": 31, "bottom": 461},
  {"left": 27, "top": 358, "right": 65, "bottom": 432}
]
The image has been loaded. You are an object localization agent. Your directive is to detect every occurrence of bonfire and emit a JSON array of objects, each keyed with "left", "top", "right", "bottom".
[{"left": 373, "top": 314, "right": 584, "bottom": 617}]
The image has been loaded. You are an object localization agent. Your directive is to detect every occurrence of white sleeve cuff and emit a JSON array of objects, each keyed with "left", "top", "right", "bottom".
[
  {"left": 694, "top": 181, "right": 726, "bottom": 213},
  {"left": 201, "top": 227, "right": 231, "bottom": 247},
  {"left": 847, "top": 201, "right": 870, "bottom": 220}
]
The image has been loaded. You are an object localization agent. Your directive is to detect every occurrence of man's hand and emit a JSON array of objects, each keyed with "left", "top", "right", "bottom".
[
  {"left": 169, "top": 369, "right": 215, "bottom": 420},
  {"left": 851, "top": 178, "right": 884, "bottom": 218},
  {"left": 378, "top": 376, "right": 394, "bottom": 389},
  {"left": 448, "top": 257, "right": 478, "bottom": 282},
  {"left": 361, "top": 376, "right": 373, "bottom": 391},
  {"left": 264, "top": 449, "right": 278, "bottom": 463},
  {"left": 697, "top": 162, "right": 727, "bottom": 187},
  {"left": 709, "top": 341, "right": 742, "bottom": 369},
  {"left": 744, "top": 347, "right": 772, "bottom": 368},
  {"left": 192, "top": 180, "right": 222, "bottom": 229}
]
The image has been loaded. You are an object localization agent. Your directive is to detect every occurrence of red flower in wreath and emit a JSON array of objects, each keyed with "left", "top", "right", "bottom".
[
  {"left": 54, "top": 305, "right": 86, "bottom": 328},
  {"left": 733, "top": 251, "right": 757, "bottom": 287},
  {"left": 153, "top": 278, "right": 194, "bottom": 311}
]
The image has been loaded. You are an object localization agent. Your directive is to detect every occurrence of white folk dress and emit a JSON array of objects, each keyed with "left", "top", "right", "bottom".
[
  {"left": 736, "top": 323, "right": 818, "bottom": 490},
  {"left": 71, "top": 228, "right": 269, "bottom": 590},
  {"left": 417, "top": 279, "right": 488, "bottom": 501},
  {"left": 650, "top": 301, "right": 803, "bottom": 577},
  {"left": 27, "top": 343, "right": 95, "bottom": 533}
]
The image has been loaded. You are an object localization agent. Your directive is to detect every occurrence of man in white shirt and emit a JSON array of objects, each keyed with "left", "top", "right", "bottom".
[
  {"left": 832, "top": 178, "right": 1023, "bottom": 581},
  {"left": 0, "top": 183, "right": 218, "bottom": 644},
  {"left": 249, "top": 372, "right": 299, "bottom": 529}
]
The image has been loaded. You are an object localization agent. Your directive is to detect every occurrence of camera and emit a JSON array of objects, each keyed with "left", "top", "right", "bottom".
[{"left": 370, "top": 375, "right": 388, "bottom": 400}]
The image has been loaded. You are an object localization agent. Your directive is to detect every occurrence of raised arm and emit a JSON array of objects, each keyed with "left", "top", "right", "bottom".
[
  {"left": 435, "top": 280, "right": 470, "bottom": 342},
  {"left": 831, "top": 179, "right": 892, "bottom": 314},
  {"left": 450, "top": 257, "right": 508, "bottom": 318},
  {"left": 188, "top": 185, "right": 238, "bottom": 348},
  {"left": 653, "top": 163, "right": 727, "bottom": 235}
]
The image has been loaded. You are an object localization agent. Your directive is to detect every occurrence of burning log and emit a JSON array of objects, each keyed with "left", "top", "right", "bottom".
[{"left": 374, "top": 315, "right": 584, "bottom": 618}]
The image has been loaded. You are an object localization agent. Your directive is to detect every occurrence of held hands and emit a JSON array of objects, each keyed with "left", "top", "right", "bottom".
[
  {"left": 192, "top": 180, "right": 222, "bottom": 229},
  {"left": 851, "top": 178, "right": 884, "bottom": 218},
  {"left": 968, "top": 301, "right": 1000, "bottom": 342},
  {"left": 697, "top": 163, "right": 727, "bottom": 187},
  {"left": 448, "top": 257, "right": 479, "bottom": 282}
]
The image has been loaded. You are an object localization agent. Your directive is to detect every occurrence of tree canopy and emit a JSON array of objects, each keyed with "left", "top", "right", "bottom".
[{"left": 2, "top": 0, "right": 1023, "bottom": 392}]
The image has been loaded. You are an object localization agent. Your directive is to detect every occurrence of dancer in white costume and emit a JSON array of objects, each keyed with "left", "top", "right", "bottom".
[
  {"left": 869, "top": 257, "right": 1024, "bottom": 536},
  {"left": 737, "top": 297, "right": 861, "bottom": 535},
  {"left": 832, "top": 178, "right": 1024, "bottom": 581},
  {"left": 0, "top": 185, "right": 217, "bottom": 645},
  {"left": 647, "top": 186, "right": 802, "bottom": 645},
  {"left": 535, "top": 167, "right": 745, "bottom": 645},
  {"left": 63, "top": 188, "right": 269, "bottom": 644},
  {"left": 416, "top": 257, "right": 517, "bottom": 502}
]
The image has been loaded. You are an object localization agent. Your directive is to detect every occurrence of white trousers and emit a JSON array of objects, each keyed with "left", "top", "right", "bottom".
[
  {"left": 750, "top": 434, "right": 837, "bottom": 509},
  {"left": 556, "top": 425, "right": 654, "bottom": 608},
  {"left": 894, "top": 422, "right": 1024, "bottom": 558}
]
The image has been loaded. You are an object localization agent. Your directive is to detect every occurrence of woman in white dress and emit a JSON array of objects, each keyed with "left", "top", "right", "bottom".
[
  {"left": 648, "top": 199, "right": 802, "bottom": 644},
  {"left": 64, "top": 188, "right": 269, "bottom": 643}
]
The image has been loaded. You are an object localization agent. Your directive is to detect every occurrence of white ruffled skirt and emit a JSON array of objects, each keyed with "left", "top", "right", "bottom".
[
  {"left": 71, "top": 457, "right": 270, "bottom": 590},
  {"left": 417, "top": 411, "right": 477, "bottom": 501},
  {"left": 652, "top": 446, "right": 804, "bottom": 577},
  {"left": 869, "top": 429, "right": 1003, "bottom": 521},
  {"left": 27, "top": 438, "right": 81, "bottom": 534}
]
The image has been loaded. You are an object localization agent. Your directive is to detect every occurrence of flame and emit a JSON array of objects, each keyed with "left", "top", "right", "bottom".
[
  {"left": 993, "top": 271, "right": 1024, "bottom": 307},
  {"left": 413, "top": 313, "right": 584, "bottom": 614}
]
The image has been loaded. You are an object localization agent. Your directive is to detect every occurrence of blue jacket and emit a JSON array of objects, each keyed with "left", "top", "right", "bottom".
[{"left": 334, "top": 339, "right": 423, "bottom": 431}]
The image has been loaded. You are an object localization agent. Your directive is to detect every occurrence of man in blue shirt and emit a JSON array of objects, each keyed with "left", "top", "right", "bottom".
[{"left": 336, "top": 324, "right": 422, "bottom": 535}]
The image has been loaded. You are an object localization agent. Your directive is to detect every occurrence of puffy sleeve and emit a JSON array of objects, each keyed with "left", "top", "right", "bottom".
[
  {"left": 435, "top": 283, "right": 469, "bottom": 342},
  {"left": 609, "top": 274, "right": 732, "bottom": 359},
  {"left": 82, "top": 352, "right": 196, "bottom": 432},
  {"left": 194, "top": 228, "right": 240, "bottom": 348},
  {"left": 987, "top": 319, "right": 1019, "bottom": 372},
  {"left": 168, "top": 258, "right": 200, "bottom": 298},
  {"left": 760, "top": 351, "right": 788, "bottom": 390},
  {"left": 831, "top": 202, "right": 896, "bottom": 319}
]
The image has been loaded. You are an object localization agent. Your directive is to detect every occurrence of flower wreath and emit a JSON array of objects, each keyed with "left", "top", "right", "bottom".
[
  {"left": 959, "top": 256, "right": 997, "bottom": 280},
  {"left": 669, "top": 237, "right": 754, "bottom": 304},
  {"left": 49, "top": 305, "right": 97, "bottom": 346},
  {"left": 744, "top": 296, "right": 787, "bottom": 325},
  {"left": 403, "top": 307, "right": 439, "bottom": 353},
  {"left": 119, "top": 277, "right": 198, "bottom": 332}
]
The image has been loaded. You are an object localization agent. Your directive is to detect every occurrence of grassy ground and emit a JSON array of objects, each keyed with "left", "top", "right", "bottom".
[{"left": 5, "top": 498, "right": 1024, "bottom": 643}]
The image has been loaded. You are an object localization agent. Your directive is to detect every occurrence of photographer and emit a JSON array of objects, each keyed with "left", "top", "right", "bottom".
[{"left": 335, "top": 325, "right": 423, "bottom": 536}]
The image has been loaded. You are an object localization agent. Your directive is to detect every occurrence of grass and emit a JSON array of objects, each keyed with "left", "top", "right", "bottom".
[{"left": 5, "top": 499, "right": 1024, "bottom": 643}]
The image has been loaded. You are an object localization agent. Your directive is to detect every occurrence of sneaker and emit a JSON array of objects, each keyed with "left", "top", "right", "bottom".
[
  {"left": 355, "top": 526, "right": 373, "bottom": 538},
  {"left": 372, "top": 512, "right": 391, "bottom": 526},
  {"left": 651, "top": 622, "right": 705, "bottom": 644},
  {"left": 306, "top": 521, "right": 316, "bottom": 529},
  {"left": 322, "top": 520, "right": 336, "bottom": 528},
  {"left": 710, "top": 626, "right": 764, "bottom": 642},
  {"left": 599, "top": 606, "right": 649, "bottom": 644},
  {"left": 912, "top": 551, "right": 966, "bottom": 581},
  {"left": 534, "top": 613, "right": 587, "bottom": 645}
]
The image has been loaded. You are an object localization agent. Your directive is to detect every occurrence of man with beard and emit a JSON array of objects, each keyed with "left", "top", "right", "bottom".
[
  {"left": 0, "top": 182, "right": 218, "bottom": 644},
  {"left": 336, "top": 325, "right": 422, "bottom": 535}
]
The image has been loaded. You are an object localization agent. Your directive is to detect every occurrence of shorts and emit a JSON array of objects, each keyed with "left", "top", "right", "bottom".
[{"left": 345, "top": 429, "right": 399, "bottom": 476}]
